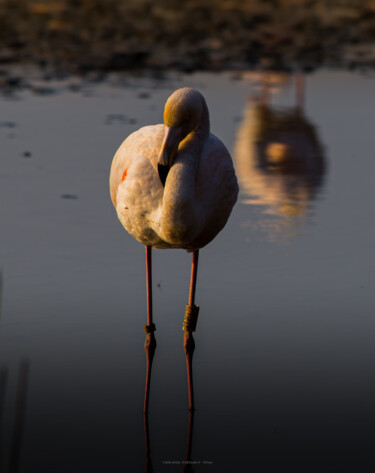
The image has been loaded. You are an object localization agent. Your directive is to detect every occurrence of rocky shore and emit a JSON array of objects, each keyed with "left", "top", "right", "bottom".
[{"left": 1, "top": 0, "right": 375, "bottom": 81}]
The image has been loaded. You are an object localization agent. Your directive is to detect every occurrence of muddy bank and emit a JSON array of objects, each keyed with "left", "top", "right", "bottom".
[{"left": 1, "top": 0, "right": 375, "bottom": 80}]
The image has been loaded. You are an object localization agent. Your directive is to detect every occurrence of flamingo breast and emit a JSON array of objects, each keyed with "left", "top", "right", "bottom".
[{"left": 110, "top": 125, "right": 238, "bottom": 251}]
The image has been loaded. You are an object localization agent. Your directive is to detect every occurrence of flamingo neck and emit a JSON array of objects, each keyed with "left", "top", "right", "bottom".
[
  {"left": 176, "top": 97, "right": 210, "bottom": 169},
  {"left": 159, "top": 103, "right": 209, "bottom": 246},
  {"left": 197, "top": 98, "right": 210, "bottom": 137}
]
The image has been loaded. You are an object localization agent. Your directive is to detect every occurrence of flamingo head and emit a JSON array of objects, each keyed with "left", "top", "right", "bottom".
[{"left": 158, "top": 88, "right": 206, "bottom": 186}]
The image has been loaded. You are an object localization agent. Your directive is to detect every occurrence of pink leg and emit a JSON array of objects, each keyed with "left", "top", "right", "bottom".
[
  {"left": 295, "top": 71, "right": 305, "bottom": 113},
  {"left": 144, "top": 246, "right": 156, "bottom": 413},
  {"left": 183, "top": 250, "right": 199, "bottom": 411},
  {"left": 260, "top": 72, "right": 270, "bottom": 108}
]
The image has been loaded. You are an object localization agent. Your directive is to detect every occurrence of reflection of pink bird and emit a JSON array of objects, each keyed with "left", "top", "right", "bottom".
[
  {"left": 234, "top": 73, "right": 326, "bottom": 234},
  {"left": 110, "top": 88, "right": 238, "bottom": 411}
]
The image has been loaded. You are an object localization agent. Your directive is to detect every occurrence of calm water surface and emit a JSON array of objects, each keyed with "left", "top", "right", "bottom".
[{"left": 0, "top": 70, "right": 374, "bottom": 472}]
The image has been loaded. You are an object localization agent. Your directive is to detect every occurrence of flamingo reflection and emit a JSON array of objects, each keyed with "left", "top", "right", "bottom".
[
  {"left": 144, "top": 410, "right": 196, "bottom": 472},
  {"left": 0, "top": 359, "right": 30, "bottom": 473},
  {"left": 0, "top": 367, "right": 7, "bottom": 468},
  {"left": 234, "top": 72, "right": 326, "bottom": 240},
  {"left": 182, "top": 411, "right": 195, "bottom": 473},
  {"left": 143, "top": 413, "right": 153, "bottom": 473},
  {"left": 0, "top": 279, "right": 30, "bottom": 473},
  {"left": 9, "top": 360, "right": 30, "bottom": 473}
]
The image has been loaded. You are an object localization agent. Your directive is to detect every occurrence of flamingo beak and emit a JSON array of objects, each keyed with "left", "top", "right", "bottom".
[{"left": 158, "top": 126, "right": 181, "bottom": 186}]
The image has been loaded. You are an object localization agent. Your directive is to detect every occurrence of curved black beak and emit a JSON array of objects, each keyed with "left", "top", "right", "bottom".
[
  {"left": 158, "top": 164, "right": 170, "bottom": 187},
  {"left": 157, "top": 126, "right": 181, "bottom": 187}
]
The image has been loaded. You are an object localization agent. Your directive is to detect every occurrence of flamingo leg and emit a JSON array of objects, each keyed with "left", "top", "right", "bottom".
[
  {"left": 144, "top": 245, "right": 156, "bottom": 413},
  {"left": 295, "top": 71, "right": 305, "bottom": 113},
  {"left": 260, "top": 72, "right": 270, "bottom": 108},
  {"left": 183, "top": 250, "right": 199, "bottom": 411}
]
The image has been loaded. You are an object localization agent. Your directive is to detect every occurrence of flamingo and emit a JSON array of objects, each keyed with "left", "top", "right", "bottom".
[{"left": 109, "top": 87, "right": 238, "bottom": 411}]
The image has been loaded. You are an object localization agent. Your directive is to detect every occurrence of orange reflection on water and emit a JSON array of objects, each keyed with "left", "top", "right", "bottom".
[{"left": 234, "top": 72, "right": 327, "bottom": 241}]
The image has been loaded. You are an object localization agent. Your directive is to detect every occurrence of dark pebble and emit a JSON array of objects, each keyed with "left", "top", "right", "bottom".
[{"left": 0, "top": 121, "right": 17, "bottom": 128}]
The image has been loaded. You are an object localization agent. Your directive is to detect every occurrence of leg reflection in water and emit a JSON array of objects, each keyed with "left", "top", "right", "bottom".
[
  {"left": 143, "top": 410, "right": 196, "bottom": 473},
  {"left": 0, "top": 360, "right": 30, "bottom": 473},
  {"left": 0, "top": 367, "right": 8, "bottom": 469},
  {"left": 182, "top": 411, "right": 195, "bottom": 473},
  {"left": 143, "top": 412, "right": 153, "bottom": 473},
  {"left": 9, "top": 359, "right": 30, "bottom": 473}
]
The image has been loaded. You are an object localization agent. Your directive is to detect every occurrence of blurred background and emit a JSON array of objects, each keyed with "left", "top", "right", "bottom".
[{"left": 1, "top": 0, "right": 375, "bottom": 80}]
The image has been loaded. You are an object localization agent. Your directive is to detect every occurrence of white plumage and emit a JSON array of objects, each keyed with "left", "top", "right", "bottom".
[
  {"left": 110, "top": 88, "right": 238, "bottom": 251},
  {"left": 109, "top": 87, "right": 238, "bottom": 412}
]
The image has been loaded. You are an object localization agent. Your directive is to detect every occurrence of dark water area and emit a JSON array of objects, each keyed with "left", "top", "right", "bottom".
[{"left": 0, "top": 69, "right": 375, "bottom": 472}]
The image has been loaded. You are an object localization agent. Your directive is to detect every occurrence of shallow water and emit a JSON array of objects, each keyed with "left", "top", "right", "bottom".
[{"left": 0, "top": 70, "right": 374, "bottom": 472}]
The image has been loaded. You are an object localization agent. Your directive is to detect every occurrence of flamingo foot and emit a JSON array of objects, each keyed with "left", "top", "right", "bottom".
[{"left": 144, "top": 330, "right": 156, "bottom": 413}]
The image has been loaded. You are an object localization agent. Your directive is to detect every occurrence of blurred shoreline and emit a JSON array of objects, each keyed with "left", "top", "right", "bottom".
[{"left": 1, "top": 0, "right": 375, "bottom": 86}]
